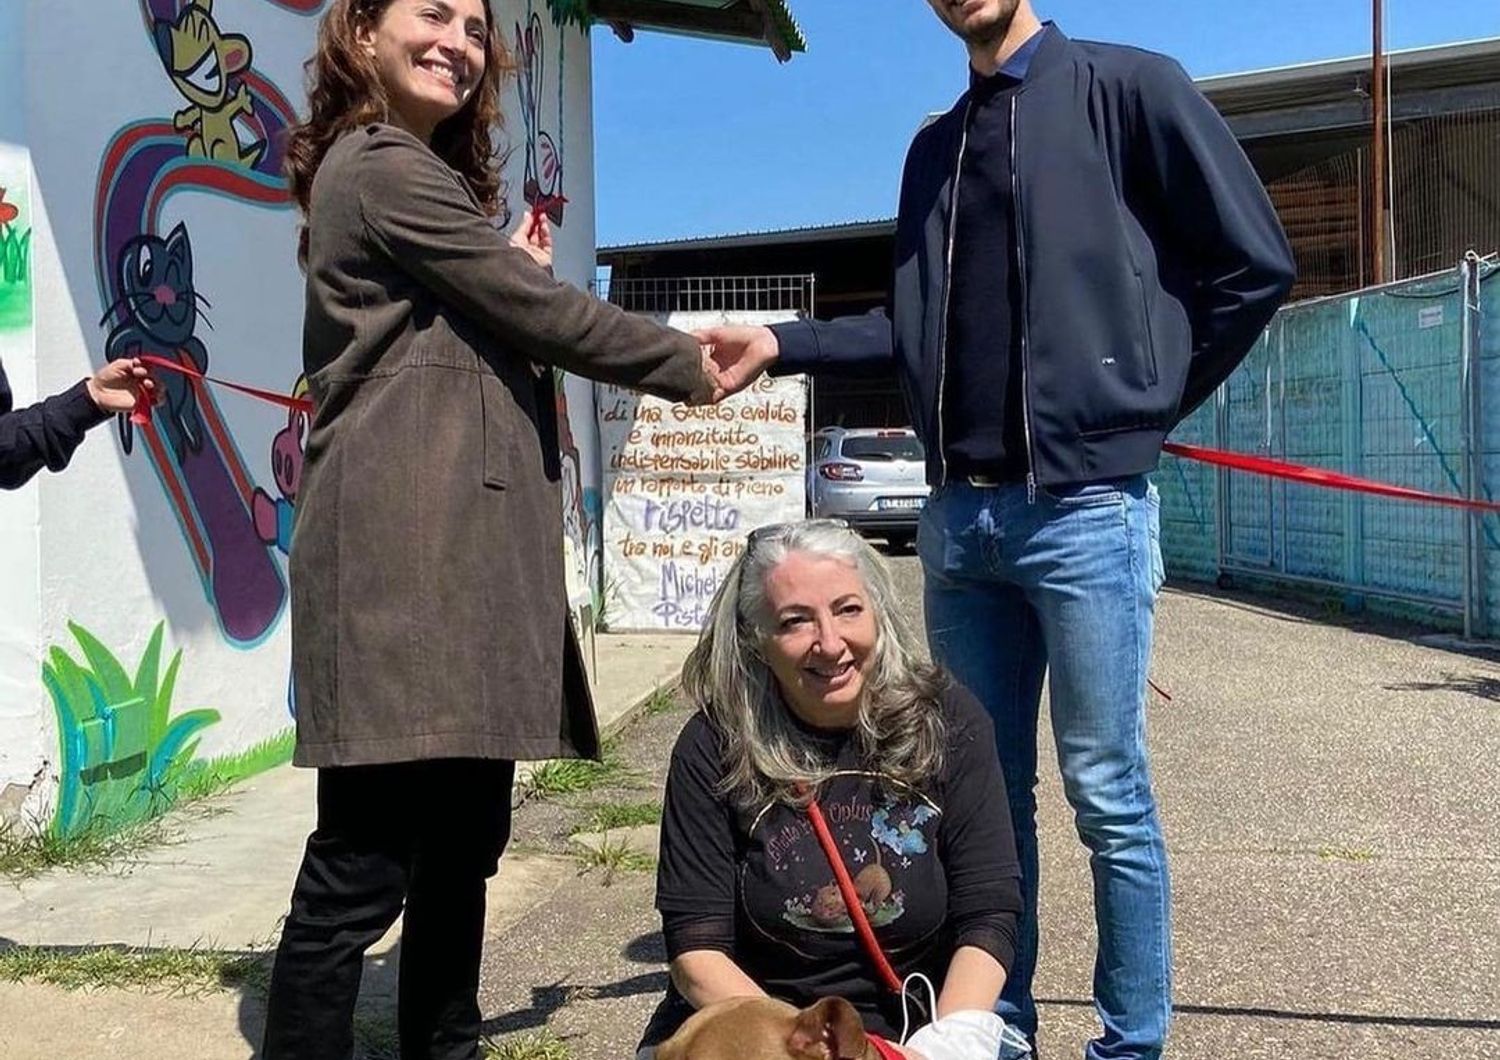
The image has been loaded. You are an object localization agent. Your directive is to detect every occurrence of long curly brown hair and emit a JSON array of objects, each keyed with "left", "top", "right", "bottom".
[{"left": 285, "top": 0, "right": 513, "bottom": 221}]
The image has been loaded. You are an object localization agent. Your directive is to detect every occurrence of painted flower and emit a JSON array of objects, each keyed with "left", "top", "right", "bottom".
[{"left": 0, "top": 188, "right": 17, "bottom": 227}]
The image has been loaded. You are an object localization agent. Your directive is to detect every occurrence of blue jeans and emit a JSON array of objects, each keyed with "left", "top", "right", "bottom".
[{"left": 918, "top": 476, "right": 1171, "bottom": 1060}]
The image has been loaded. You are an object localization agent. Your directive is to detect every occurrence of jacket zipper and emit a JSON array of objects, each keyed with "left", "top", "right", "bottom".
[
  {"left": 935, "top": 101, "right": 973, "bottom": 490},
  {"left": 1009, "top": 94, "right": 1038, "bottom": 504}
]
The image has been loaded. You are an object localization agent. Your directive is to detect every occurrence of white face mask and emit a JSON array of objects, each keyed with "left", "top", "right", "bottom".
[{"left": 904, "top": 1010, "right": 1032, "bottom": 1060}]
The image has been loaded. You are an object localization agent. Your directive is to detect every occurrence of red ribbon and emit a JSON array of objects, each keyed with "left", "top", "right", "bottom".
[
  {"left": 528, "top": 194, "right": 568, "bottom": 239},
  {"left": 125, "top": 357, "right": 1499, "bottom": 518},
  {"left": 130, "top": 353, "right": 314, "bottom": 427},
  {"left": 1162, "top": 441, "right": 1500, "bottom": 514}
]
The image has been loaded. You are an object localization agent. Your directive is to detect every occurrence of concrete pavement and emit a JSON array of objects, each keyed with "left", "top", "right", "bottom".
[
  {"left": 0, "top": 632, "right": 694, "bottom": 1060},
  {"left": 3, "top": 579, "right": 1499, "bottom": 1059},
  {"left": 473, "top": 568, "right": 1500, "bottom": 1060}
]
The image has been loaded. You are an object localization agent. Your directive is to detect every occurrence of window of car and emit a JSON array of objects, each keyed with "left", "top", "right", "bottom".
[{"left": 838, "top": 435, "right": 925, "bottom": 462}]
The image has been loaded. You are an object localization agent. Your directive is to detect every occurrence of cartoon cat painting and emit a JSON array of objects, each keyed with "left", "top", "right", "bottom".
[
  {"left": 98, "top": 217, "right": 286, "bottom": 643},
  {"left": 101, "top": 222, "right": 210, "bottom": 464},
  {"left": 154, "top": 0, "right": 264, "bottom": 167}
]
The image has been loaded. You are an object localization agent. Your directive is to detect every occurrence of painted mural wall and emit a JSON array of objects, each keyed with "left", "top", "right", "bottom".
[
  {"left": 0, "top": 0, "right": 601, "bottom": 836},
  {"left": 0, "top": 0, "right": 41, "bottom": 826}
]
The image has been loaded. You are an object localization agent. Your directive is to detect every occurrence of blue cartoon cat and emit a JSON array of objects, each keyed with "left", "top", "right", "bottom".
[{"left": 101, "top": 222, "right": 211, "bottom": 463}]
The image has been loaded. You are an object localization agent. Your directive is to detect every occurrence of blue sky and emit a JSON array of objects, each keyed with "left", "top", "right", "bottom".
[{"left": 590, "top": 0, "right": 1497, "bottom": 247}]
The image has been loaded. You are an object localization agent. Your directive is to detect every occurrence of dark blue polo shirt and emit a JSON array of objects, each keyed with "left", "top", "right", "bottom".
[{"left": 942, "top": 29, "right": 1043, "bottom": 481}]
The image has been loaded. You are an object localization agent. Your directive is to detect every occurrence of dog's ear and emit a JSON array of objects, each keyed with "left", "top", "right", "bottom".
[{"left": 787, "top": 997, "right": 868, "bottom": 1060}]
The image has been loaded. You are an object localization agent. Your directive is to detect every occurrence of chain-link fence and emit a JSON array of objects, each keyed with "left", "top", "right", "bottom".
[{"left": 1160, "top": 255, "right": 1499, "bottom": 635}]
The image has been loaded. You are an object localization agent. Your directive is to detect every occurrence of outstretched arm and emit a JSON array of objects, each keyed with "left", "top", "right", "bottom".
[
  {"left": 0, "top": 358, "right": 152, "bottom": 489},
  {"left": 694, "top": 308, "right": 896, "bottom": 399},
  {"left": 356, "top": 128, "right": 718, "bottom": 404}
]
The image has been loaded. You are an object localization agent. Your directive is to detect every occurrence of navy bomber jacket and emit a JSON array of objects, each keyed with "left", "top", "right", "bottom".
[
  {"left": 771, "top": 23, "right": 1296, "bottom": 490},
  {"left": 0, "top": 358, "right": 109, "bottom": 489}
]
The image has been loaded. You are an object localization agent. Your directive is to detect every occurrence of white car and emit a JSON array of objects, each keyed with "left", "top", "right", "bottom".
[{"left": 806, "top": 427, "right": 930, "bottom": 549}]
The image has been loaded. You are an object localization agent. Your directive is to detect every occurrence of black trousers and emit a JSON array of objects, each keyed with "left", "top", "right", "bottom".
[{"left": 261, "top": 758, "right": 516, "bottom": 1060}]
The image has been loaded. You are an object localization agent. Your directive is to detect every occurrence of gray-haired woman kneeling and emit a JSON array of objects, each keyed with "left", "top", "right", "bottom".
[{"left": 640, "top": 520, "right": 1030, "bottom": 1060}]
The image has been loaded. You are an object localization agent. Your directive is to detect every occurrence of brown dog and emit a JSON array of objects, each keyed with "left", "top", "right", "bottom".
[{"left": 656, "top": 996, "right": 881, "bottom": 1060}]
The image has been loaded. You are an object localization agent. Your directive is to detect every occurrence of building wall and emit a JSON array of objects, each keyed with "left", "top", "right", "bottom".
[
  {"left": 0, "top": 0, "right": 599, "bottom": 834},
  {"left": 0, "top": 0, "right": 43, "bottom": 822}
]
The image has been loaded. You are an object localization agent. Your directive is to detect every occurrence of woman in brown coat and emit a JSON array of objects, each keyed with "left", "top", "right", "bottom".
[{"left": 261, "top": 3, "right": 724, "bottom": 1057}]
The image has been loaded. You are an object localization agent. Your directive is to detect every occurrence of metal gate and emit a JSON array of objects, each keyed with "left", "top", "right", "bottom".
[{"left": 1201, "top": 255, "right": 1495, "bottom": 635}]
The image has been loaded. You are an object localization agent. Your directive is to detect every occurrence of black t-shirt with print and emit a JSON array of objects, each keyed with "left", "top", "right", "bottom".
[{"left": 639, "top": 683, "right": 1021, "bottom": 1048}]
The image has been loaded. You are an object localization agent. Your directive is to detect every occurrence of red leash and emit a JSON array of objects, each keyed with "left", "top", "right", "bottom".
[
  {"left": 805, "top": 798, "right": 904, "bottom": 995},
  {"left": 808, "top": 798, "right": 925, "bottom": 1057}
]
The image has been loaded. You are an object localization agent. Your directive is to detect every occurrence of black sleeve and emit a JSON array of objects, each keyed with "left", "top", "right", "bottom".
[
  {"left": 0, "top": 361, "right": 110, "bottom": 490},
  {"left": 938, "top": 684, "right": 1022, "bottom": 973},
  {"left": 1132, "top": 56, "right": 1296, "bottom": 422},
  {"left": 656, "top": 714, "right": 740, "bottom": 957},
  {"left": 768, "top": 308, "right": 894, "bottom": 376},
  {"left": 661, "top": 912, "right": 736, "bottom": 961}
]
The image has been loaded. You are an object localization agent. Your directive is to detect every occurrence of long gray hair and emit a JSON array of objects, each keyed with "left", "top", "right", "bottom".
[{"left": 681, "top": 519, "right": 948, "bottom": 809}]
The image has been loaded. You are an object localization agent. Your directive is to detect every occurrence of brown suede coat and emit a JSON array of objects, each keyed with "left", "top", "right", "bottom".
[{"left": 290, "top": 124, "right": 706, "bottom": 767}]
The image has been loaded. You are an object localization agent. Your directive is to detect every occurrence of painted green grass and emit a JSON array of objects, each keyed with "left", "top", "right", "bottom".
[
  {"left": 44, "top": 622, "right": 221, "bottom": 841},
  {"left": 0, "top": 221, "right": 32, "bottom": 330},
  {"left": 0, "top": 728, "right": 296, "bottom": 880},
  {"left": 174, "top": 729, "right": 296, "bottom": 803},
  {"left": 0, "top": 223, "right": 28, "bottom": 283}
]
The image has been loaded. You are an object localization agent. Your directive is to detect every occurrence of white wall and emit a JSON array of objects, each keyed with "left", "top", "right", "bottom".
[
  {"left": 0, "top": 0, "right": 42, "bottom": 814},
  {"left": 2, "top": 0, "right": 601, "bottom": 828}
]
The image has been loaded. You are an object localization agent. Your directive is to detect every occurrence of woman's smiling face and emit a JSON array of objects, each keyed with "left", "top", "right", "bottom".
[
  {"left": 759, "top": 551, "right": 878, "bottom": 729},
  {"left": 359, "top": 0, "right": 489, "bottom": 143}
]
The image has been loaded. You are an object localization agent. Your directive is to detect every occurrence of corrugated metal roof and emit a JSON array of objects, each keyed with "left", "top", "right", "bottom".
[
  {"left": 1199, "top": 36, "right": 1500, "bottom": 114},
  {"left": 600, "top": 217, "right": 895, "bottom": 256},
  {"left": 591, "top": 0, "right": 806, "bottom": 59}
]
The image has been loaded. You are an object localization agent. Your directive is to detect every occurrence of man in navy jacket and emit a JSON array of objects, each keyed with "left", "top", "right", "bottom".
[{"left": 702, "top": 3, "right": 1295, "bottom": 1056}]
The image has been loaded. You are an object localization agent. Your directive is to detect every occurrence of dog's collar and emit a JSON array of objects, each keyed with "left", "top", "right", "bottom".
[{"left": 866, "top": 1033, "right": 905, "bottom": 1060}]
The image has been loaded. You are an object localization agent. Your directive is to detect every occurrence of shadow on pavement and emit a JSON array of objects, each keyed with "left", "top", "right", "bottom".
[{"left": 1037, "top": 995, "right": 1500, "bottom": 1031}]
